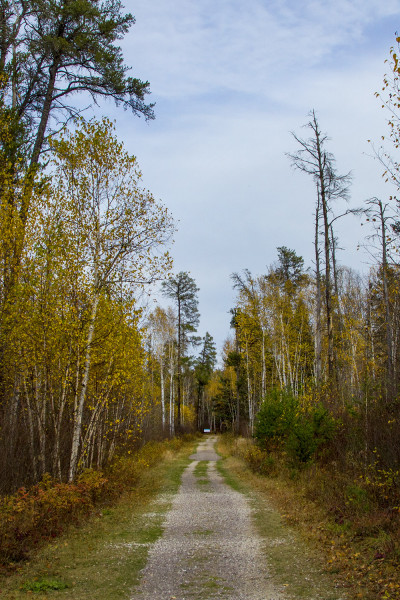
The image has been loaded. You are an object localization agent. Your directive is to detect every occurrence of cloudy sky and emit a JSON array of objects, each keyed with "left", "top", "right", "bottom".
[{"left": 105, "top": 0, "right": 400, "bottom": 354}]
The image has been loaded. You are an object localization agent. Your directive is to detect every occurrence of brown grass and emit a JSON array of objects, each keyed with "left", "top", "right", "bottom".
[
  {"left": 218, "top": 434, "right": 400, "bottom": 600},
  {"left": 0, "top": 434, "right": 199, "bottom": 571}
]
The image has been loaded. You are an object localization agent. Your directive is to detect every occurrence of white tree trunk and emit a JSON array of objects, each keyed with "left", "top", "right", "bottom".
[
  {"left": 160, "top": 357, "right": 165, "bottom": 430},
  {"left": 69, "top": 293, "right": 100, "bottom": 482}
]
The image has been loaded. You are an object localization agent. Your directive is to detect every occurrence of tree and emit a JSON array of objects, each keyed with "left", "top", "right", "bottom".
[
  {"left": 231, "top": 252, "right": 314, "bottom": 433},
  {"left": 50, "top": 118, "right": 174, "bottom": 480},
  {"left": 361, "top": 198, "right": 396, "bottom": 399},
  {"left": 373, "top": 34, "right": 400, "bottom": 191},
  {"left": 147, "top": 306, "right": 177, "bottom": 432},
  {"left": 287, "top": 111, "right": 351, "bottom": 382},
  {"left": 194, "top": 332, "right": 217, "bottom": 430},
  {"left": 0, "top": 0, "right": 155, "bottom": 320},
  {"left": 1, "top": 0, "right": 154, "bottom": 173},
  {"left": 161, "top": 272, "right": 200, "bottom": 431},
  {"left": 274, "top": 246, "right": 305, "bottom": 287},
  {"left": 228, "top": 307, "right": 243, "bottom": 433},
  {"left": 0, "top": 1, "right": 156, "bottom": 413}
]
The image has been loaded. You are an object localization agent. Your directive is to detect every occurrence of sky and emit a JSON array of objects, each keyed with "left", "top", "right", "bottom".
[{"left": 100, "top": 0, "right": 400, "bottom": 356}]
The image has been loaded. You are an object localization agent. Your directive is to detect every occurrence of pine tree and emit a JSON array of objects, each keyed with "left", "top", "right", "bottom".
[
  {"left": 194, "top": 332, "right": 217, "bottom": 430},
  {"left": 161, "top": 272, "right": 200, "bottom": 431}
]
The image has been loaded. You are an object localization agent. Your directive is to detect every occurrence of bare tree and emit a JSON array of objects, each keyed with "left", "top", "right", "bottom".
[{"left": 287, "top": 110, "right": 351, "bottom": 382}]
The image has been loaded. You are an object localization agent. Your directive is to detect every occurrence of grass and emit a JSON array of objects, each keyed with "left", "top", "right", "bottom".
[
  {"left": 216, "top": 437, "right": 346, "bottom": 600},
  {"left": 193, "top": 461, "right": 208, "bottom": 478},
  {"left": 0, "top": 439, "right": 197, "bottom": 600},
  {"left": 190, "top": 529, "right": 213, "bottom": 536},
  {"left": 193, "top": 460, "right": 211, "bottom": 490},
  {"left": 218, "top": 435, "right": 400, "bottom": 600},
  {"left": 21, "top": 577, "right": 69, "bottom": 592}
]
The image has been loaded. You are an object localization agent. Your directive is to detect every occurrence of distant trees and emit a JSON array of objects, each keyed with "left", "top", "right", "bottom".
[
  {"left": 162, "top": 272, "right": 200, "bottom": 431},
  {"left": 147, "top": 306, "right": 176, "bottom": 433},
  {"left": 144, "top": 275, "right": 219, "bottom": 435},
  {"left": 221, "top": 236, "right": 400, "bottom": 471},
  {"left": 224, "top": 249, "right": 314, "bottom": 435}
]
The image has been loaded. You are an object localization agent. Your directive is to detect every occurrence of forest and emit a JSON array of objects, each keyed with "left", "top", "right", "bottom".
[{"left": 0, "top": 3, "right": 400, "bottom": 585}]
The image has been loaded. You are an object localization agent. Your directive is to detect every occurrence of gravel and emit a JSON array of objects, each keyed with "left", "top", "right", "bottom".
[{"left": 131, "top": 436, "right": 285, "bottom": 600}]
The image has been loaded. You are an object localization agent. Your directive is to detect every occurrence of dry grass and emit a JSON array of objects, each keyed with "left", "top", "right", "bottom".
[
  {"left": 0, "top": 435, "right": 200, "bottom": 599},
  {"left": 218, "top": 434, "right": 400, "bottom": 600}
]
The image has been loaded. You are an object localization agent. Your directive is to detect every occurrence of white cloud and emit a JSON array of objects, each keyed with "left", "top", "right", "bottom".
[
  {"left": 124, "top": 0, "right": 400, "bottom": 100},
  {"left": 111, "top": 0, "right": 400, "bottom": 352}
]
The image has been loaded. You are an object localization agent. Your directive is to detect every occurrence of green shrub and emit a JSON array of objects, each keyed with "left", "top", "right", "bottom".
[
  {"left": 345, "top": 484, "right": 371, "bottom": 514},
  {"left": 254, "top": 388, "right": 297, "bottom": 449},
  {"left": 287, "top": 405, "right": 336, "bottom": 464},
  {"left": 255, "top": 389, "right": 336, "bottom": 465},
  {"left": 287, "top": 419, "right": 318, "bottom": 463}
]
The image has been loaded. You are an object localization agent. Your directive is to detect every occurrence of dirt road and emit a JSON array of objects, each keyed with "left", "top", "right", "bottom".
[{"left": 132, "top": 435, "right": 284, "bottom": 600}]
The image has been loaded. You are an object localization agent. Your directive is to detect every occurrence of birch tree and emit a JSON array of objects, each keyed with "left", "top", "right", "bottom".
[
  {"left": 50, "top": 118, "right": 174, "bottom": 480},
  {"left": 147, "top": 306, "right": 177, "bottom": 432}
]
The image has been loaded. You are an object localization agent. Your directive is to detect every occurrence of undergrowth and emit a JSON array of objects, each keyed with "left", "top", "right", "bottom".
[
  {"left": 220, "top": 433, "right": 400, "bottom": 600},
  {"left": 0, "top": 434, "right": 198, "bottom": 570}
]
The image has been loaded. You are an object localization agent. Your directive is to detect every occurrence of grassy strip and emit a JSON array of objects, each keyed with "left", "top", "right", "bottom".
[
  {"left": 218, "top": 434, "right": 400, "bottom": 600},
  {"left": 193, "top": 461, "right": 210, "bottom": 489},
  {"left": 0, "top": 436, "right": 198, "bottom": 599}
]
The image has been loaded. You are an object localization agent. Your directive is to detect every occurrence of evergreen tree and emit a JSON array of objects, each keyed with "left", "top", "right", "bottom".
[
  {"left": 194, "top": 332, "right": 217, "bottom": 429},
  {"left": 274, "top": 246, "right": 305, "bottom": 287},
  {"left": 161, "top": 272, "right": 200, "bottom": 430}
]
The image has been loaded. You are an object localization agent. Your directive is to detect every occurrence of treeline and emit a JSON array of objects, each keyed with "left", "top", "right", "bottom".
[
  {"left": 218, "top": 247, "right": 400, "bottom": 470},
  {"left": 0, "top": 1, "right": 213, "bottom": 493},
  {"left": 210, "top": 43, "right": 400, "bottom": 487},
  {"left": 0, "top": 117, "right": 177, "bottom": 492},
  {"left": 0, "top": 1, "right": 219, "bottom": 494}
]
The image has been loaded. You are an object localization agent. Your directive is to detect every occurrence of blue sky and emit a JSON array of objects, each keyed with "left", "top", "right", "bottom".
[{"left": 102, "top": 0, "right": 400, "bottom": 354}]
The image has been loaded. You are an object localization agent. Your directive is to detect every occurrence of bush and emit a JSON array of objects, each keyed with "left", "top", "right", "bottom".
[
  {"left": 0, "top": 477, "right": 99, "bottom": 563},
  {"left": 254, "top": 388, "right": 296, "bottom": 449},
  {"left": 244, "top": 446, "right": 279, "bottom": 476},
  {"left": 287, "top": 404, "right": 336, "bottom": 464},
  {"left": 0, "top": 436, "right": 196, "bottom": 567},
  {"left": 244, "top": 446, "right": 266, "bottom": 472},
  {"left": 255, "top": 389, "right": 336, "bottom": 465}
]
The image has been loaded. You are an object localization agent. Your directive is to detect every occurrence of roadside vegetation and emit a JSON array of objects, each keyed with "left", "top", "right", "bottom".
[
  {"left": 0, "top": 435, "right": 198, "bottom": 579},
  {"left": 218, "top": 433, "right": 400, "bottom": 600},
  {"left": 1, "top": 4, "right": 400, "bottom": 598}
]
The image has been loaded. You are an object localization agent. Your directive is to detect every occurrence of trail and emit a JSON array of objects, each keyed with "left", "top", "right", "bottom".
[{"left": 132, "top": 435, "right": 284, "bottom": 600}]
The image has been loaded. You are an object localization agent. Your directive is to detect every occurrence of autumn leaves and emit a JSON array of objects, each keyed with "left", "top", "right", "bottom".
[{"left": 0, "top": 117, "right": 174, "bottom": 490}]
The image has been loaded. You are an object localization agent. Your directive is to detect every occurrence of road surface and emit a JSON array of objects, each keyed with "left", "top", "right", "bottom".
[{"left": 132, "top": 435, "right": 284, "bottom": 600}]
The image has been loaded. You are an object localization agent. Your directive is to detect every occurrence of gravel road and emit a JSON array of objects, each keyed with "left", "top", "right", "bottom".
[{"left": 132, "top": 436, "right": 285, "bottom": 600}]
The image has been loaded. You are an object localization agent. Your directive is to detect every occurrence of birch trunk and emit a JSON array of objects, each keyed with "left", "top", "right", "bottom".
[
  {"left": 69, "top": 293, "right": 100, "bottom": 482},
  {"left": 160, "top": 356, "right": 165, "bottom": 430}
]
